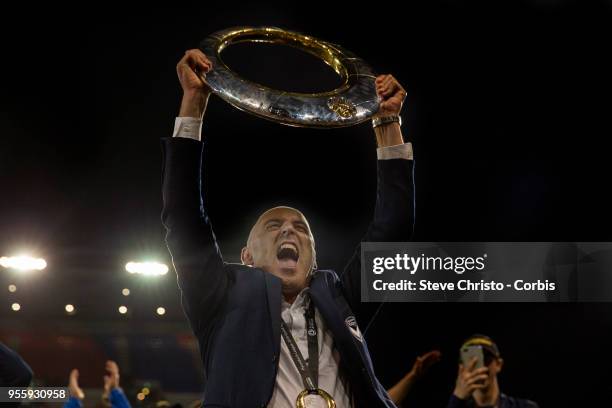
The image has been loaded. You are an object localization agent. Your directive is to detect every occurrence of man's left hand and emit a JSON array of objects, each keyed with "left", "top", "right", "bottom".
[{"left": 374, "top": 74, "right": 406, "bottom": 117}]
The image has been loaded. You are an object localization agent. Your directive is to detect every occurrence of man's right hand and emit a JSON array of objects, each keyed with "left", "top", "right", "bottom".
[
  {"left": 452, "top": 357, "right": 489, "bottom": 400},
  {"left": 177, "top": 49, "right": 212, "bottom": 96},
  {"left": 177, "top": 49, "right": 213, "bottom": 118}
]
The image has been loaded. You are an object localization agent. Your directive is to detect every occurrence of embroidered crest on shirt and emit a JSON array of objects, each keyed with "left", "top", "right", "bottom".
[{"left": 345, "top": 315, "right": 363, "bottom": 342}]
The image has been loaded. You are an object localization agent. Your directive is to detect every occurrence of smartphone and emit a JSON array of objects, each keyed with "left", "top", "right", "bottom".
[{"left": 460, "top": 345, "right": 484, "bottom": 369}]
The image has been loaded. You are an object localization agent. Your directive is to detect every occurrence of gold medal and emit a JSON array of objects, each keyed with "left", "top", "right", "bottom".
[{"left": 296, "top": 388, "right": 336, "bottom": 408}]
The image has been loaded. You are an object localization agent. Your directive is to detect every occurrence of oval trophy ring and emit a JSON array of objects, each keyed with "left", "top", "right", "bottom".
[{"left": 199, "top": 26, "right": 379, "bottom": 128}]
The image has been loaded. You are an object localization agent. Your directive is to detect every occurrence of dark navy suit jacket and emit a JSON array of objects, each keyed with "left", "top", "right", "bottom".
[{"left": 161, "top": 137, "right": 415, "bottom": 408}]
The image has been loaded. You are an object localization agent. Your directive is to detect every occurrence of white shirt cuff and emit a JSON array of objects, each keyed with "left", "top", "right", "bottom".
[
  {"left": 172, "top": 117, "right": 202, "bottom": 141},
  {"left": 377, "top": 142, "right": 413, "bottom": 160}
]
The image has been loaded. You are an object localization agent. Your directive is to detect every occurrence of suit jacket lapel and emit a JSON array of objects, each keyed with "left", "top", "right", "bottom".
[
  {"left": 309, "top": 274, "right": 349, "bottom": 344},
  {"left": 264, "top": 270, "right": 282, "bottom": 356}
]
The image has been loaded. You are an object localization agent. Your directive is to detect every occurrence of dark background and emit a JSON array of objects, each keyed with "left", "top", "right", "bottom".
[{"left": 1, "top": 1, "right": 611, "bottom": 406}]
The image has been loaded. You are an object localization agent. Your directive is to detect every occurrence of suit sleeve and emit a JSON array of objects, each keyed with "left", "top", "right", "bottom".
[
  {"left": 340, "top": 158, "right": 415, "bottom": 319},
  {"left": 161, "top": 137, "right": 229, "bottom": 336},
  {"left": 0, "top": 342, "right": 33, "bottom": 387}
]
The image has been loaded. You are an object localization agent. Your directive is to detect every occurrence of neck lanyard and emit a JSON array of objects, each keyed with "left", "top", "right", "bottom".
[{"left": 280, "top": 300, "right": 319, "bottom": 391}]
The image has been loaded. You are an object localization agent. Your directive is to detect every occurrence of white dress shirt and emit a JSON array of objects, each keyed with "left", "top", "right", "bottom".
[
  {"left": 171, "top": 116, "right": 413, "bottom": 407},
  {"left": 269, "top": 288, "right": 352, "bottom": 408}
]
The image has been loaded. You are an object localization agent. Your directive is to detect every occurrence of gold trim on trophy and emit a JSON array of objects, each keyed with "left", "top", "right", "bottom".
[{"left": 200, "top": 26, "right": 379, "bottom": 128}]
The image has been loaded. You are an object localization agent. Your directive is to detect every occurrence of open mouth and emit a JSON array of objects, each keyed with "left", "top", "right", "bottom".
[{"left": 277, "top": 242, "right": 299, "bottom": 268}]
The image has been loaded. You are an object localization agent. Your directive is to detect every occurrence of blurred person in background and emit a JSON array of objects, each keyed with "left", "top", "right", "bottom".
[
  {"left": 64, "top": 360, "right": 131, "bottom": 408},
  {"left": 1, "top": 342, "right": 33, "bottom": 407},
  {"left": 387, "top": 350, "right": 441, "bottom": 406},
  {"left": 0, "top": 342, "right": 32, "bottom": 387},
  {"left": 448, "top": 335, "right": 538, "bottom": 408}
]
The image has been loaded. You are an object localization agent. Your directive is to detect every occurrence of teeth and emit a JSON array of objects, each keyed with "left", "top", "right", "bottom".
[
  {"left": 277, "top": 242, "right": 299, "bottom": 262},
  {"left": 280, "top": 243, "right": 298, "bottom": 252}
]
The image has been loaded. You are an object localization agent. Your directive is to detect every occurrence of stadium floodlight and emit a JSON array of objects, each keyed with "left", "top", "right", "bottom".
[
  {"left": 0, "top": 255, "right": 47, "bottom": 271},
  {"left": 65, "top": 304, "right": 75, "bottom": 314},
  {"left": 11, "top": 303, "right": 21, "bottom": 311},
  {"left": 118, "top": 305, "right": 128, "bottom": 314},
  {"left": 156, "top": 307, "right": 166, "bottom": 316},
  {"left": 125, "top": 261, "right": 168, "bottom": 276}
]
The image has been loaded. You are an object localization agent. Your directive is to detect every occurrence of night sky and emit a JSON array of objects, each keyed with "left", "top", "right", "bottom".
[{"left": 1, "top": 1, "right": 611, "bottom": 406}]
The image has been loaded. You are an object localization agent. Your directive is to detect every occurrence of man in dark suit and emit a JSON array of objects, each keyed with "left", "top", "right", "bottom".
[{"left": 162, "top": 49, "right": 414, "bottom": 408}]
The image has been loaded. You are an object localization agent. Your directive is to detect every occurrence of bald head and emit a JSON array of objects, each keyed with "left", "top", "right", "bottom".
[
  {"left": 247, "top": 206, "right": 312, "bottom": 244},
  {"left": 241, "top": 207, "right": 317, "bottom": 302}
]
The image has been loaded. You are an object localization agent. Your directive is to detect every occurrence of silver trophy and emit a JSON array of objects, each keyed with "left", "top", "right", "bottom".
[{"left": 199, "top": 26, "right": 379, "bottom": 128}]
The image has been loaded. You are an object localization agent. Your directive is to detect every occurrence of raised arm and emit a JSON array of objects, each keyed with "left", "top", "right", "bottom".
[
  {"left": 162, "top": 49, "right": 228, "bottom": 335},
  {"left": 341, "top": 75, "right": 415, "bottom": 316},
  {"left": 103, "top": 360, "right": 131, "bottom": 408},
  {"left": 64, "top": 369, "right": 84, "bottom": 408},
  {"left": 387, "top": 350, "right": 441, "bottom": 405}
]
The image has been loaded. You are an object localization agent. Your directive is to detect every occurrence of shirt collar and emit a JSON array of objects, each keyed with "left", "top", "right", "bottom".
[{"left": 281, "top": 287, "right": 311, "bottom": 311}]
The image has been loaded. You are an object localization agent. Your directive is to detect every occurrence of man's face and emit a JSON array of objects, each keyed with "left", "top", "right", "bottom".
[{"left": 241, "top": 207, "right": 316, "bottom": 299}]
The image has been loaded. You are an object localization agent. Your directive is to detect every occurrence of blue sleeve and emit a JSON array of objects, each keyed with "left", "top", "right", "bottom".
[
  {"left": 63, "top": 396, "right": 83, "bottom": 408},
  {"left": 110, "top": 388, "right": 131, "bottom": 408},
  {"left": 0, "top": 342, "right": 33, "bottom": 387}
]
